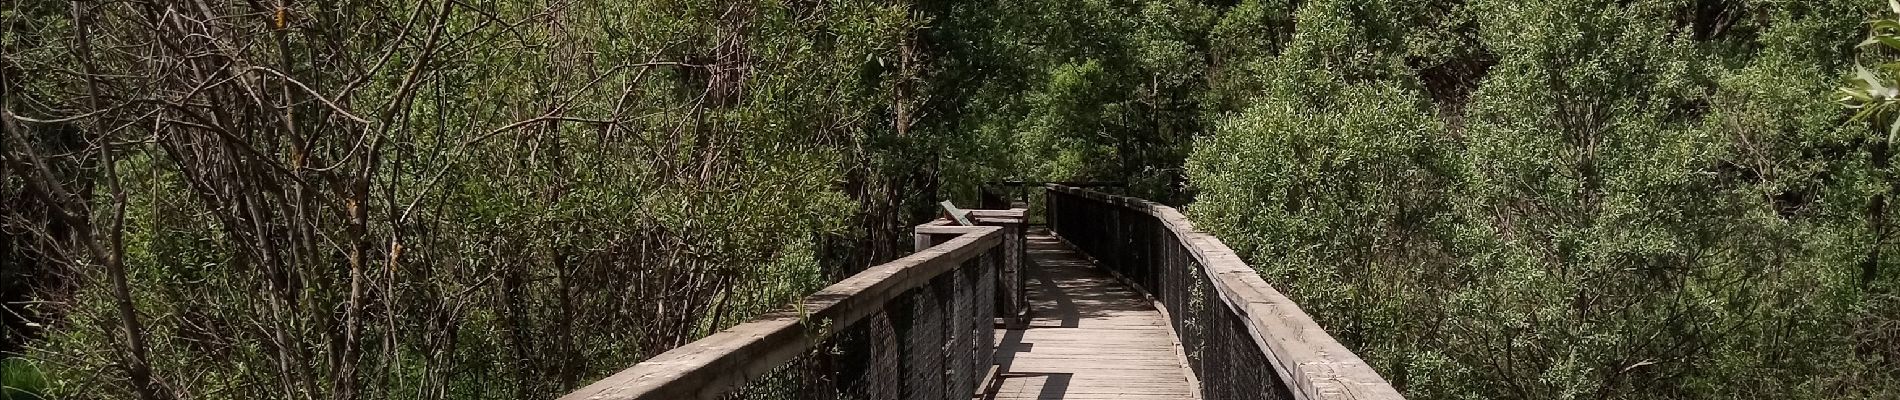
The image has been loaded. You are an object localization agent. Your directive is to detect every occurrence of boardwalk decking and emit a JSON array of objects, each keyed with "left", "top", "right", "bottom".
[{"left": 986, "top": 231, "right": 1197, "bottom": 400}]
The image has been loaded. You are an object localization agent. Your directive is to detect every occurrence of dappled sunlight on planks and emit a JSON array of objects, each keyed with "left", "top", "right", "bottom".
[{"left": 984, "top": 233, "right": 1196, "bottom": 400}]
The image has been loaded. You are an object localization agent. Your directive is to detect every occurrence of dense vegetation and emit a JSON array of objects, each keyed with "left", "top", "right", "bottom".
[
  {"left": 2, "top": 0, "right": 1896, "bottom": 399},
  {"left": 2, "top": 1, "right": 960, "bottom": 398},
  {"left": 1190, "top": 0, "right": 1900, "bottom": 398}
]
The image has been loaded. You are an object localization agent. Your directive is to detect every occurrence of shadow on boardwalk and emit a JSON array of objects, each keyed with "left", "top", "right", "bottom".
[{"left": 984, "top": 232, "right": 1195, "bottom": 400}]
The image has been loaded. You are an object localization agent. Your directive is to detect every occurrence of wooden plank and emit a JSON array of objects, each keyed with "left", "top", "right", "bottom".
[
  {"left": 562, "top": 226, "right": 1003, "bottom": 400},
  {"left": 984, "top": 235, "right": 1196, "bottom": 400}
]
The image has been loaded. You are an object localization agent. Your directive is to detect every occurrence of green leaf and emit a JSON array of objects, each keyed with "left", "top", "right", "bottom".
[
  {"left": 1857, "top": 64, "right": 1889, "bottom": 97},
  {"left": 1842, "top": 87, "right": 1874, "bottom": 104},
  {"left": 1874, "top": 19, "right": 1900, "bottom": 32},
  {"left": 1871, "top": 33, "right": 1900, "bottom": 51},
  {"left": 1888, "top": 113, "right": 1900, "bottom": 144}
]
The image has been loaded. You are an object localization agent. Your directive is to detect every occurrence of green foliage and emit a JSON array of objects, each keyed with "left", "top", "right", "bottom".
[
  {"left": 6, "top": 0, "right": 927, "bottom": 398},
  {"left": 1191, "top": 0, "right": 1900, "bottom": 398},
  {"left": 1, "top": 358, "right": 46, "bottom": 400},
  {"left": 927, "top": 0, "right": 1213, "bottom": 202},
  {"left": 1844, "top": 1, "right": 1900, "bottom": 139},
  {"left": 8, "top": 0, "right": 1900, "bottom": 399}
]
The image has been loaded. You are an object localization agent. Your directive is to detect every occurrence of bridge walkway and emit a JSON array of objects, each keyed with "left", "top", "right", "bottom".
[{"left": 985, "top": 231, "right": 1197, "bottom": 400}]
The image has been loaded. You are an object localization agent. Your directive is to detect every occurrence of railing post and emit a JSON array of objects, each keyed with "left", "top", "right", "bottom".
[
  {"left": 1045, "top": 186, "right": 1059, "bottom": 234},
  {"left": 914, "top": 210, "right": 1028, "bottom": 329},
  {"left": 970, "top": 209, "right": 1028, "bottom": 329},
  {"left": 914, "top": 228, "right": 951, "bottom": 252}
]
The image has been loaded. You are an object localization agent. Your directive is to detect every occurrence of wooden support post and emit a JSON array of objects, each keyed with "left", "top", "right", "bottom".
[
  {"left": 916, "top": 207, "right": 1028, "bottom": 330},
  {"left": 914, "top": 221, "right": 961, "bottom": 252},
  {"left": 916, "top": 207, "right": 1027, "bottom": 329},
  {"left": 970, "top": 209, "right": 1028, "bottom": 329}
]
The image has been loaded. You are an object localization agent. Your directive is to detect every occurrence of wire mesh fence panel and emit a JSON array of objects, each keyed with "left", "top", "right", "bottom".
[
  {"left": 725, "top": 251, "right": 997, "bottom": 400},
  {"left": 565, "top": 226, "right": 1008, "bottom": 400}
]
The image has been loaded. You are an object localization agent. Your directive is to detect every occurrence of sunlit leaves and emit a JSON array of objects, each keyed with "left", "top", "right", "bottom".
[
  {"left": 1844, "top": 9, "right": 1900, "bottom": 141},
  {"left": 1191, "top": 0, "right": 1893, "bottom": 398}
]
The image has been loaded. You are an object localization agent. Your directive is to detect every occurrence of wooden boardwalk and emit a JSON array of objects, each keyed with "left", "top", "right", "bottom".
[
  {"left": 985, "top": 232, "right": 1198, "bottom": 400},
  {"left": 565, "top": 192, "right": 1402, "bottom": 400}
]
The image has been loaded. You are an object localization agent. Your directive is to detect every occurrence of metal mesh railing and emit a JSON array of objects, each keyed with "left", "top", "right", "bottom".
[
  {"left": 562, "top": 226, "right": 1004, "bottom": 400},
  {"left": 1046, "top": 185, "right": 1403, "bottom": 400},
  {"left": 721, "top": 253, "right": 996, "bottom": 400}
]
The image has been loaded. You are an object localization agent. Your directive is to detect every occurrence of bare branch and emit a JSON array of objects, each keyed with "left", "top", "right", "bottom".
[{"left": 245, "top": 66, "right": 373, "bottom": 124}]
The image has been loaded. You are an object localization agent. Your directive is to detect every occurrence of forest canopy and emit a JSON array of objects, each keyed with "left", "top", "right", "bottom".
[{"left": 2, "top": 0, "right": 1897, "bottom": 399}]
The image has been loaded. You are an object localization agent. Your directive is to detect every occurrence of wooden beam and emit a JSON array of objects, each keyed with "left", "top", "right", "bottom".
[
  {"left": 560, "top": 226, "right": 1004, "bottom": 400},
  {"left": 940, "top": 200, "right": 976, "bottom": 226}
]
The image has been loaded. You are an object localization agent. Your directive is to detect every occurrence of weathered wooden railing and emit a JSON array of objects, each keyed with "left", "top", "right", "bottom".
[
  {"left": 560, "top": 209, "right": 1026, "bottom": 400},
  {"left": 1046, "top": 185, "right": 1404, "bottom": 400},
  {"left": 916, "top": 209, "right": 1029, "bottom": 329}
]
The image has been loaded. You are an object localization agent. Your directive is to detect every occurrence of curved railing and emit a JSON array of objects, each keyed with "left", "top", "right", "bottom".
[
  {"left": 560, "top": 213, "right": 1024, "bottom": 400},
  {"left": 1046, "top": 185, "right": 1404, "bottom": 400}
]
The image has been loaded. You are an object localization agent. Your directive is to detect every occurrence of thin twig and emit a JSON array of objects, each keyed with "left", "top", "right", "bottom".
[{"left": 244, "top": 66, "right": 372, "bottom": 124}]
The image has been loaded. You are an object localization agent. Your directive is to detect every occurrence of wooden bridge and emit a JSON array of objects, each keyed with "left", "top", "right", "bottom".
[{"left": 559, "top": 185, "right": 1403, "bottom": 400}]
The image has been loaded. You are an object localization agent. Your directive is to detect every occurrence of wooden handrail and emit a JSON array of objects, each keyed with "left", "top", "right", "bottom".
[
  {"left": 917, "top": 209, "right": 1030, "bottom": 328},
  {"left": 558, "top": 225, "right": 1003, "bottom": 400},
  {"left": 1046, "top": 185, "right": 1404, "bottom": 400}
]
